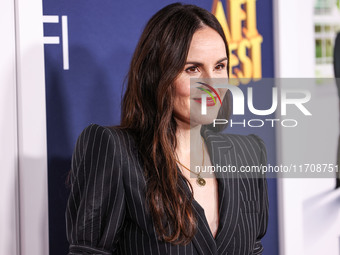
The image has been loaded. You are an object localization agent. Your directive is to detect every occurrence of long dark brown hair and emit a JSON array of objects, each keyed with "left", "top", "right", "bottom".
[{"left": 118, "top": 3, "right": 230, "bottom": 245}]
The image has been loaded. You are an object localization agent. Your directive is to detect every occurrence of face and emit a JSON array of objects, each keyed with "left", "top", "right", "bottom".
[{"left": 173, "top": 26, "right": 229, "bottom": 127}]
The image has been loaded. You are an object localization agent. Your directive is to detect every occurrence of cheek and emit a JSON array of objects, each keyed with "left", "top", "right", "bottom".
[{"left": 174, "top": 76, "right": 191, "bottom": 97}]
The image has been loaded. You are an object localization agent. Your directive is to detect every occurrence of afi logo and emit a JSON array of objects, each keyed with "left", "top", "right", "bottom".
[{"left": 43, "top": 15, "right": 69, "bottom": 70}]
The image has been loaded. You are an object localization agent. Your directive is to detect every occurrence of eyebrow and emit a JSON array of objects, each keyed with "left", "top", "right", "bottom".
[{"left": 185, "top": 57, "right": 228, "bottom": 66}]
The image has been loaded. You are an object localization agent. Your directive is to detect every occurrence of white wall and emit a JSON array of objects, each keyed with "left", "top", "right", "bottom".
[
  {"left": 274, "top": 0, "right": 340, "bottom": 255},
  {"left": 0, "top": 0, "right": 49, "bottom": 254}
]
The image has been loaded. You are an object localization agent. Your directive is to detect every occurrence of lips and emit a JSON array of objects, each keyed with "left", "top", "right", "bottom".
[{"left": 193, "top": 97, "right": 217, "bottom": 106}]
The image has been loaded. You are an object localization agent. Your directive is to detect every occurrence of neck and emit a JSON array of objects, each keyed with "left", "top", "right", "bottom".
[{"left": 175, "top": 118, "right": 203, "bottom": 165}]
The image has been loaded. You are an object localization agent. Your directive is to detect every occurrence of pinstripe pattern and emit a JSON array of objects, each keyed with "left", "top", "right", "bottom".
[{"left": 66, "top": 124, "right": 269, "bottom": 255}]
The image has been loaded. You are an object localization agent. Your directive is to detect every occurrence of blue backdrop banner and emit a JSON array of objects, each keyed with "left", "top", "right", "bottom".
[{"left": 43, "top": 1, "right": 278, "bottom": 254}]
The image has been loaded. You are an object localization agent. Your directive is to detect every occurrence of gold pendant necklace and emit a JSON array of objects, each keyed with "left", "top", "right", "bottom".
[
  {"left": 176, "top": 137, "right": 206, "bottom": 187},
  {"left": 196, "top": 175, "right": 206, "bottom": 186}
]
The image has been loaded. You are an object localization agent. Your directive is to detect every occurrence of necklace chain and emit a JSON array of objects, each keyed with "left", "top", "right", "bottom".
[{"left": 175, "top": 136, "right": 206, "bottom": 186}]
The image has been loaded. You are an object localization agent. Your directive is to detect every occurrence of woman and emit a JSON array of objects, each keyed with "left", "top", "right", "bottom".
[{"left": 66, "top": 3, "right": 268, "bottom": 255}]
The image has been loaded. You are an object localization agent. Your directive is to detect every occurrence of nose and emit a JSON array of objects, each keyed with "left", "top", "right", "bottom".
[
  {"left": 200, "top": 69, "right": 215, "bottom": 83},
  {"left": 198, "top": 69, "right": 222, "bottom": 91}
]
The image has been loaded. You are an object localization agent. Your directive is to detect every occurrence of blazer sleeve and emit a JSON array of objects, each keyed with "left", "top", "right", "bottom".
[
  {"left": 65, "top": 124, "right": 126, "bottom": 255},
  {"left": 249, "top": 135, "right": 269, "bottom": 255}
]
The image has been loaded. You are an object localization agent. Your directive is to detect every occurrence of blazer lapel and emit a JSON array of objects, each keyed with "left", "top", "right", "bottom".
[
  {"left": 177, "top": 167, "right": 218, "bottom": 255},
  {"left": 177, "top": 128, "right": 241, "bottom": 255},
  {"left": 201, "top": 128, "right": 241, "bottom": 253},
  {"left": 191, "top": 202, "right": 218, "bottom": 255}
]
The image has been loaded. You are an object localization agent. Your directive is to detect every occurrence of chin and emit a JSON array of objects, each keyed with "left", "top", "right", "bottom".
[{"left": 190, "top": 112, "right": 219, "bottom": 126}]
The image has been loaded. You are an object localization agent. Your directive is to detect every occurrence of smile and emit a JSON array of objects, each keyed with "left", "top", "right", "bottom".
[{"left": 193, "top": 97, "right": 217, "bottom": 106}]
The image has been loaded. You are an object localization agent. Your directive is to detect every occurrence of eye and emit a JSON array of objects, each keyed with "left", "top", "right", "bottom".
[
  {"left": 185, "top": 66, "right": 199, "bottom": 73},
  {"left": 215, "top": 63, "right": 225, "bottom": 70}
]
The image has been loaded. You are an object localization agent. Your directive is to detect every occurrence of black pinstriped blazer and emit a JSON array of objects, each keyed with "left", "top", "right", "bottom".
[{"left": 66, "top": 124, "right": 268, "bottom": 255}]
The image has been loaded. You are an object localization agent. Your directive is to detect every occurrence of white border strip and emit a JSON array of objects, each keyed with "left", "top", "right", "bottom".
[
  {"left": 0, "top": 0, "right": 20, "bottom": 254},
  {"left": 14, "top": 0, "right": 49, "bottom": 253}
]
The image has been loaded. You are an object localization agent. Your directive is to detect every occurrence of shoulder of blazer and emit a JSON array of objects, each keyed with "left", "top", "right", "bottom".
[
  {"left": 71, "top": 124, "right": 139, "bottom": 174},
  {"left": 76, "top": 123, "right": 138, "bottom": 153},
  {"left": 202, "top": 128, "right": 266, "bottom": 160},
  {"left": 202, "top": 129, "right": 267, "bottom": 172},
  {"left": 222, "top": 133, "right": 266, "bottom": 160},
  {"left": 226, "top": 133, "right": 267, "bottom": 171}
]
